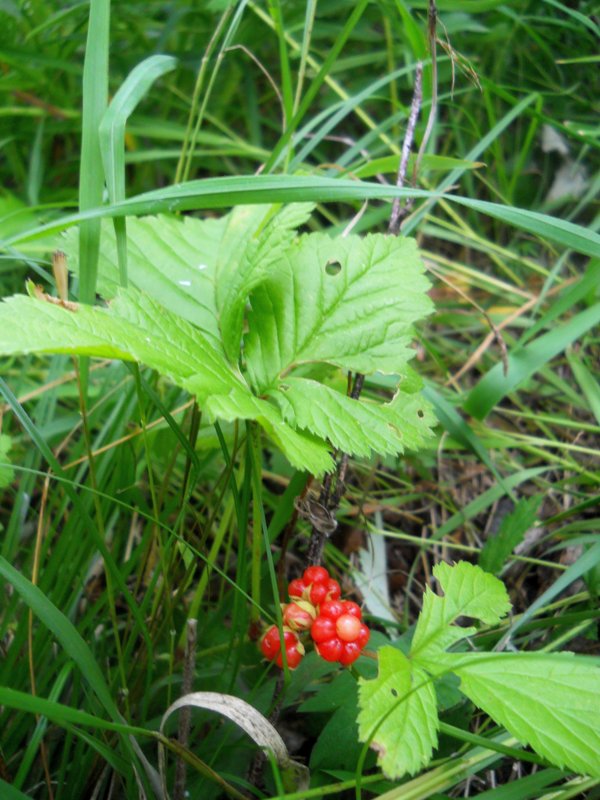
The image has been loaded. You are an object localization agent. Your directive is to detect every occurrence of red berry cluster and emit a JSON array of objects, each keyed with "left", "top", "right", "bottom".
[{"left": 260, "top": 566, "right": 370, "bottom": 669}]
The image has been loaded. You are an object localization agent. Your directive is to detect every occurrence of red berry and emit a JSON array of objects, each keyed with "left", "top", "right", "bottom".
[
  {"left": 261, "top": 625, "right": 304, "bottom": 669},
  {"left": 304, "top": 566, "right": 329, "bottom": 585},
  {"left": 339, "top": 641, "right": 362, "bottom": 666},
  {"left": 336, "top": 614, "right": 362, "bottom": 642},
  {"left": 275, "top": 641, "right": 304, "bottom": 669},
  {"left": 319, "top": 600, "right": 344, "bottom": 621},
  {"left": 288, "top": 578, "right": 307, "bottom": 599},
  {"left": 341, "top": 600, "right": 362, "bottom": 619},
  {"left": 260, "top": 625, "right": 282, "bottom": 660},
  {"left": 325, "top": 579, "right": 341, "bottom": 600},
  {"left": 316, "top": 638, "right": 343, "bottom": 662},
  {"left": 356, "top": 623, "right": 370, "bottom": 648},
  {"left": 310, "top": 616, "right": 337, "bottom": 643},
  {"left": 283, "top": 601, "right": 316, "bottom": 632},
  {"left": 309, "top": 583, "right": 328, "bottom": 605}
]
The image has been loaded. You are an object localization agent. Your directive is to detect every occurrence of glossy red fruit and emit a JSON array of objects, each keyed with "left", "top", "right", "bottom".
[
  {"left": 341, "top": 600, "right": 362, "bottom": 619},
  {"left": 309, "top": 583, "right": 328, "bottom": 605},
  {"left": 260, "top": 625, "right": 283, "bottom": 660},
  {"left": 275, "top": 641, "right": 304, "bottom": 669},
  {"left": 336, "top": 614, "right": 362, "bottom": 642},
  {"left": 355, "top": 624, "right": 371, "bottom": 650},
  {"left": 261, "top": 625, "right": 304, "bottom": 669},
  {"left": 288, "top": 578, "right": 307, "bottom": 599},
  {"left": 319, "top": 600, "right": 344, "bottom": 620},
  {"left": 324, "top": 579, "right": 341, "bottom": 600},
  {"left": 310, "top": 616, "right": 337, "bottom": 643},
  {"left": 316, "top": 637, "right": 343, "bottom": 662},
  {"left": 303, "top": 565, "right": 329, "bottom": 585},
  {"left": 356, "top": 623, "right": 370, "bottom": 649},
  {"left": 339, "top": 641, "right": 362, "bottom": 665}
]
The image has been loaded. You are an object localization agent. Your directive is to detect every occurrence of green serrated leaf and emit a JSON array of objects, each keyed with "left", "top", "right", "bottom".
[
  {"left": 245, "top": 232, "right": 433, "bottom": 392},
  {"left": 357, "top": 647, "right": 438, "bottom": 779},
  {"left": 443, "top": 651, "right": 600, "bottom": 778},
  {"left": 202, "top": 387, "right": 333, "bottom": 475},
  {"left": 0, "top": 434, "right": 15, "bottom": 489},
  {"left": 479, "top": 496, "right": 542, "bottom": 575},
  {"left": 271, "top": 378, "right": 435, "bottom": 458},
  {"left": 411, "top": 562, "right": 511, "bottom": 664},
  {"left": 61, "top": 203, "right": 313, "bottom": 360},
  {"left": 0, "top": 290, "right": 333, "bottom": 474},
  {"left": 0, "top": 290, "right": 245, "bottom": 402}
]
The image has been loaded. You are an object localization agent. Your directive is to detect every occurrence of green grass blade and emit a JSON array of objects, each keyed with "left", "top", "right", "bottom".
[
  {"left": 433, "top": 467, "right": 549, "bottom": 541},
  {"left": 99, "top": 55, "right": 177, "bottom": 204},
  {"left": 0, "top": 780, "right": 31, "bottom": 800},
  {"left": 506, "top": 540, "right": 600, "bottom": 639},
  {"left": 423, "top": 384, "right": 515, "bottom": 500},
  {"left": 262, "top": 0, "right": 370, "bottom": 171},
  {"left": 520, "top": 259, "right": 600, "bottom": 346},
  {"left": 567, "top": 348, "right": 600, "bottom": 426},
  {"left": 78, "top": 0, "right": 110, "bottom": 305},
  {"left": 464, "top": 303, "right": 600, "bottom": 419},
  {"left": 99, "top": 54, "right": 177, "bottom": 287},
  {"left": 0, "top": 556, "right": 120, "bottom": 721},
  {"left": 0, "top": 685, "right": 147, "bottom": 737},
  {"left": 0, "top": 378, "right": 152, "bottom": 656},
  {"left": 4, "top": 176, "right": 600, "bottom": 258}
]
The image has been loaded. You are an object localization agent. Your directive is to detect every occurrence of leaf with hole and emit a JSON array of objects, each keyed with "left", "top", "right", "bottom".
[
  {"left": 357, "top": 647, "right": 438, "bottom": 779},
  {"left": 0, "top": 208, "right": 434, "bottom": 473},
  {"left": 410, "top": 561, "right": 511, "bottom": 665}
]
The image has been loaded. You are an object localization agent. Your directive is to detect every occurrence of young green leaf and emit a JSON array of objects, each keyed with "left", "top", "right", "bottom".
[
  {"left": 479, "top": 496, "right": 542, "bottom": 575},
  {"left": 441, "top": 652, "right": 600, "bottom": 778},
  {"left": 244, "top": 232, "right": 433, "bottom": 392},
  {"left": 357, "top": 647, "right": 438, "bottom": 779},
  {"left": 410, "top": 562, "right": 511, "bottom": 664}
]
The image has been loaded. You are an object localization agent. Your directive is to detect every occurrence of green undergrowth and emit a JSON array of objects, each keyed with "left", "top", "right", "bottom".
[{"left": 0, "top": 1, "right": 599, "bottom": 799}]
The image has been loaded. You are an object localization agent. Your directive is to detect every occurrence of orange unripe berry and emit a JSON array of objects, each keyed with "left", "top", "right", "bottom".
[
  {"left": 282, "top": 600, "right": 316, "bottom": 632},
  {"left": 336, "top": 614, "right": 362, "bottom": 642}
]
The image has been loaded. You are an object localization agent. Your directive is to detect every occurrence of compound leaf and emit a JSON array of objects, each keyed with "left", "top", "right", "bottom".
[
  {"left": 271, "top": 377, "right": 435, "bottom": 458},
  {"left": 245, "top": 232, "right": 433, "bottom": 392},
  {"left": 357, "top": 647, "right": 438, "bottom": 779},
  {"left": 0, "top": 289, "right": 245, "bottom": 403},
  {"left": 443, "top": 651, "right": 600, "bottom": 778},
  {"left": 61, "top": 203, "right": 313, "bottom": 360},
  {"left": 411, "top": 562, "right": 511, "bottom": 665},
  {"left": 0, "top": 289, "right": 332, "bottom": 474}
]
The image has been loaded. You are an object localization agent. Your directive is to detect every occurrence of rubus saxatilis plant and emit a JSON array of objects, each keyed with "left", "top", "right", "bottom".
[{"left": 0, "top": 204, "right": 436, "bottom": 475}]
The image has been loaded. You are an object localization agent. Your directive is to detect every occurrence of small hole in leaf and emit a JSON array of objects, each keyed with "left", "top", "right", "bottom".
[
  {"left": 417, "top": 409, "right": 424, "bottom": 418},
  {"left": 280, "top": 384, "right": 290, "bottom": 392},
  {"left": 391, "top": 688, "right": 398, "bottom": 698},
  {"left": 325, "top": 259, "right": 342, "bottom": 276}
]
